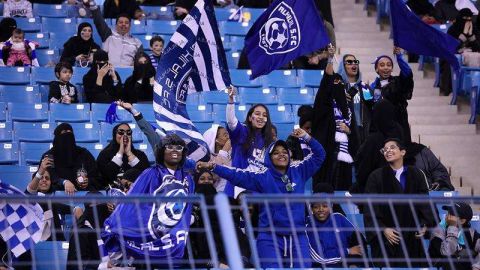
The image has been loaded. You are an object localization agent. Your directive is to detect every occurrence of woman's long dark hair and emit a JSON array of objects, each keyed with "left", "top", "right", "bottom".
[{"left": 241, "top": 104, "right": 275, "bottom": 152}]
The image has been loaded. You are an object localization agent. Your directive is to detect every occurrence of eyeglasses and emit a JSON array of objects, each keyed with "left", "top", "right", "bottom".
[
  {"left": 380, "top": 144, "right": 399, "bottom": 155},
  {"left": 165, "top": 145, "right": 184, "bottom": 151},
  {"left": 117, "top": 129, "right": 132, "bottom": 136},
  {"left": 281, "top": 175, "right": 294, "bottom": 192},
  {"left": 345, "top": 59, "right": 360, "bottom": 65}
]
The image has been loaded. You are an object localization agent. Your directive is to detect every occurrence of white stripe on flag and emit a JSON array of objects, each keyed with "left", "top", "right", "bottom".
[
  {"left": 193, "top": 45, "right": 210, "bottom": 91},
  {"left": 156, "top": 121, "right": 206, "bottom": 141},
  {"left": 153, "top": 102, "right": 193, "bottom": 125},
  {"left": 171, "top": 32, "right": 189, "bottom": 49},
  {"left": 199, "top": 8, "right": 228, "bottom": 90}
]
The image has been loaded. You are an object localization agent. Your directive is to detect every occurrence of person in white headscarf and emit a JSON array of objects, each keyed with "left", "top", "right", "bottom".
[{"left": 203, "top": 124, "right": 231, "bottom": 192}]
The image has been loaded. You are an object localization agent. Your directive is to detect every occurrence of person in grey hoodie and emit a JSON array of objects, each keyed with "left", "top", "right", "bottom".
[{"left": 86, "top": 0, "right": 143, "bottom": 67}]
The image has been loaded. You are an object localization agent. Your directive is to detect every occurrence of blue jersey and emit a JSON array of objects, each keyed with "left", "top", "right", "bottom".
[{"left": 102, "top": 165, "right": 194, "bottom": 260}]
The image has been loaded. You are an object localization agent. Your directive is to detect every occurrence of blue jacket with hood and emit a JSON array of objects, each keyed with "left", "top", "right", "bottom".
[{"left": 213, "top": 137, "right": 326, "bottom": 234}]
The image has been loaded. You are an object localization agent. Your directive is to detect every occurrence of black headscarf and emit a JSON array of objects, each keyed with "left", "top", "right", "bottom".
[
  {"left": 102, "top": 123, "right": 138, "bottom": 160},
  {"left": 0, "top": 18, "right": 17, "bottom": 42},
  {"left": 132, "top": 52, "right": 156, "bottom": 81},
  {"left": 448, "top": 8, "right": 476, "bottom": 39},
  {"left": 52, "top": 123, "right": 77, "bottom": 169},
  {"left": 84, "top": 49, "right": 115, "bottom": 92}
]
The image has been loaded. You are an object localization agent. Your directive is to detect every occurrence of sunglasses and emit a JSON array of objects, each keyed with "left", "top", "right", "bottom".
[
  {"left": 117, "top": 129, "right": 132, "bottom": 136},
  {"left": 166, "top": 144, "right": 184, "bottom": 151},
  {"left": 345, "top": 59, "right": 360, "bottom": 65}
]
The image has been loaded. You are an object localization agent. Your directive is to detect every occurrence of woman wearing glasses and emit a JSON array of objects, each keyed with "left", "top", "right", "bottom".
[
  {"left": 197, "top": 128, "right": 326, "bottom": 268},
  {"left": 96, "top": 123, "right": 149, "bottom": 187},
  {"left": 311, "top": 45, "right": 359, "bottom": 191}
]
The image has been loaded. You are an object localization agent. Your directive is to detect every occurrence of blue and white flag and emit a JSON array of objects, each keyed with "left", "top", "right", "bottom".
[
  {"left": 244, "top": 0, "right": 331, "bottom": 79},
  {"left": 0, "top": 181, "right": 50, "bottom": 257},
  {"left": 228, "top": 6, "right": 243, "bottom": 22},
  {"left": 154, "top": 0, "right": 231, "bottom": 161}
]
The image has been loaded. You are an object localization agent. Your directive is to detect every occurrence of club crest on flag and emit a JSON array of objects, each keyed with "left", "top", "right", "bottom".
[{"left": 259, "top": 2, "right": 300, "bottom": 55}]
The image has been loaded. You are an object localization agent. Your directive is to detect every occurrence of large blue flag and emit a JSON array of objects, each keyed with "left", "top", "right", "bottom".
[
  {"left": 244, "top": 0, "right": 330, "bottom": 79},
  {"left": 154, "top": 0, "right": 231, "bottom": 161},
  {"left": 390, "top": 0, "right": 460, "bottom": 71}
]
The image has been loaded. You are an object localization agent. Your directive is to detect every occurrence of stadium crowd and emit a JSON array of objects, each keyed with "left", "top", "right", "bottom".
[{"left": 0, "top": 0, "right": 479, "bottom": 269}]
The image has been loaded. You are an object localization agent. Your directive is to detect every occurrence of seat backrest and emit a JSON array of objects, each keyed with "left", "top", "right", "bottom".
[
  {"left": 0, "top": 67, "right": 31, "bottom": 85},
  {"left": 35, "top": 49, "right": 59, "bottom": 67},
  {"left": 20, "top": 142, "right": 52, "bottom": 165},
  {"left": 31, "top": 67, "right": 56, "bottom": 85},
  {"left": 146, "top": 20, "right": 180, "bottom": 35},
  {"left": 0, "top": 85, "right": 40, "bottom": 103},
  {"left": 0, "top": 164, "right": 35, "bottom": 189},
  {"left": 7, "top": 102, "right": 49, "bottom": 122},
  {"left": 25, "top": 32, "right": 50, "bottom": 49},
  {"left": 49, "top": 103, "right": 91, "bottom": 123},
  {"left": 230, "top": 69, "right": 262, "bottom": 87},
  {"left": 41, "top": 17, "right": 76, "bottom": 33},
  {"left": 0, "top": 122, "right": 13, "bottom": 142},
  {"left": 32, "top": 241, "right": 69, "bottom": 270},
  {"left": 33, "top": 3, "right": 68, "bottom": 18},
  {"left": 14, "top": 17, "right": 42, "bottom": 33},
  {"left": 0, "top": 142, "right": 19, "bottom": 165}
]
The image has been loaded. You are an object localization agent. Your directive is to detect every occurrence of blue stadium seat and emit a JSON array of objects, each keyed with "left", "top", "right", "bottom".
[
  {"left": 35, "top": 49, "right": 60, "bottom": 67},
  {"left": 100, "top": 122, "right": 143, "bottom": 144},
  {"left": 32, "top": 241, "right": 69, "bottom": 270},
  {"left": 226, "top": 35, "right": 245, "bottom": 52},
  {"left": 134, "top": 103, "right": 155, "bottom": 122},
  {"left": 0, "top": 67, "right": 31, "bottom": 85},
  {"left": 141, "top": 6, "right": 174, "bottom": 20},
  {"left": 48, "top": 32, "right": 71, "bottom": 50},
  {"left": 187, "top": 108, "right": 213, "bottom": 123},
  {"left": 214, "top": 7, "right": 235, "bottom": 21},
  {"left": 0, "top": 142, "right": 19, "bottom": 165},
  {"left": 128, "top": 19, "right": 147, "bottom": 35},
  {"left": 277, "top": 87, "right": 315, "bottom": 105},
  {"left": 33, "top": 3, "right": 68, "bottom": 17},
  {"left": 193, "top": 121, "right": 214, "bottom": 134},
  {"left": 219, "top": 21, "right": 252, "bottom": 36},
  {"left": 201, "top": 90, "right": 229, "bottom": 104},
  {"left": 0, "top": 122, "right": 13, "bottom": 142},
  {"left": 31, "top": 67, "right": 56, "bottom": 85},
  {"left": 211, "top": 103, "right": 248, "bottom": 123},
  {"left": 243, "top": 8, "right": 265, "bottom": 22},
  {"left": 41, "top": 17, "right": 76, "bottom": 35},
  {"left": 226, "top": 50, "right": 241, "bottom": 69},
  {"left": 71, "top": 67, "right": 89, "bottom": 85},
  {"left": 20, "top": 142, "right": 51, "bottom": 165},
  {"left": 25, "top": 32, "right": 50, "bottom": 49},
  {"left": 0, "top": 85, "right": 41, "bottom": 103},
  {"left": 146, "top": 20, "right": 180, "bottom": 35},
  {"left": 115, "top": 67, "right": 133, "bottom": 82},
  {"left": 261, "top": 70, "right": 300, "bottom": 88},
  {"left": 298, "top": 69, "right": 324, "bottom": 88},
  {"left": 14, "top": 17, "right": 41, "bottom": 33},
  {"left": 267, "top": 105, "right": 294, "bottom": 124},
  {"left": 275, "top": 123, "right": 294, "bottom": 140},
  {"left": 76, "top": 142, "right": 104, "bottom": 159},
  {"left": 50, "top": 103, "right": 91, "bottom": 123},
  {"left": 0, "top": 165, "right": 37, "bottom": 190},
  {"left": 14, "top": 122, "right": 54, "bottom": 143},
  {"left": 239, "top": 87, "right": 278, "bottom": 105},
  {"left": 134, "top": 142, "right": 155, "bottom": 164},
  {"left": 230, "top": 69, "right": 262, "bottom": 87},
  {"left": 7, "top": 102, "right": 49, "bottom": 122},
  {"left": 91, "top": 103, "right": 134, "bottom": 123},
  {"left": 65, "top": 122, "right": 100, "bottom": 143},
  {"left": 429, "top": 190, "right": 459, "bottom": 217}
]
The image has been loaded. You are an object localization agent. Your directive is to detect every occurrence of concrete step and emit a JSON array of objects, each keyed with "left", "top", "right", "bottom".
[
  {"left": 421, "top": 134, "right": 480, "bottom": 146},
  {"left": 338, "top": 40, "right": 391, "bottom": 48},
  {"left": 409, "top": 114, "right": 469, "bottom": 125},
  {"left": 336, "top": 32, "right": 389, "bottom": 41},
  {"left": 408, "top": 105, "right": 458, "bottom": 116},
  {"left": 336, "top": 24, "right": 381, "bottom": 32},
  {"left": 411, "top": 124, "right": 477, "bottom": 136},
  {"left": 409, "top": 96, "right": 451, "bottom": 106}
]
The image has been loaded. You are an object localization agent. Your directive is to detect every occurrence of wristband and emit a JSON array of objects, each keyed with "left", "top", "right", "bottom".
[
  {"left": 35, "top": 172, "right": 43, "bottom": 179},
  {"left": 303, "top": 133, "right": 311, "bottom": 142},
  {"left": 130, "top": 108, "right": 139, "bottom": 115},
  {"left": 63, "top": 180, "right": 67, "bottom": 186}
]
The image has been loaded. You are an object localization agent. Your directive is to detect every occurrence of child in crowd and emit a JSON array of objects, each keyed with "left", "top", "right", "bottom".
[
  {"left": 0, "top": 28, "right": 39, "bottom": 66},
  {"left": 3, "top": 0, "right": 33, "bottom": 18},
  {"left": 429, "top": 202, "right": 480, "bottom": 270},
  {"left": 149, "top": 35, "right": 164, "bottom": 70},
  {"left": 307, "top": 197, "right": 367, "bottom": 267},
  {"left": 48, "top": 62, "right": 79, "bottom": 104}
]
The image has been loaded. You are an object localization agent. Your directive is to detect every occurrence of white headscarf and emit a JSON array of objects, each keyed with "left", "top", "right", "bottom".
[
  {"left": 203, "top": 124, "right": 220, "bottom": 154},
  {"left": 456, "top": 0, "right": 479, "bottom": 15}
]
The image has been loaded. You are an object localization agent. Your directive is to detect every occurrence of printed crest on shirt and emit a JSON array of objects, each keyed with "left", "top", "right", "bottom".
[{"left": 259, "top": 2, "right": 301, "bottom": 55}]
